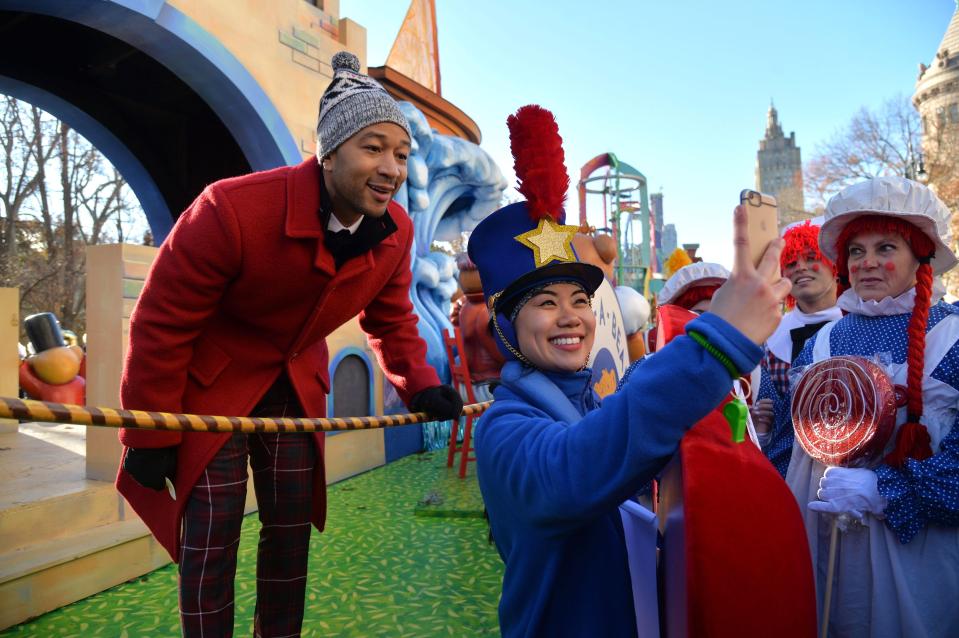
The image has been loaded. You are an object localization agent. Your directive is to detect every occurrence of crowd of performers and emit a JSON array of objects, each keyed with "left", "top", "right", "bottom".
[
  {"left": 654, "top": 183, "right": 959, "bottom": 637},
  {"left": 467, "top": 105, "right": 958, "bottom": 636},
  {"left": 111, "top": 49, "right": 956, "bottom": 638}
]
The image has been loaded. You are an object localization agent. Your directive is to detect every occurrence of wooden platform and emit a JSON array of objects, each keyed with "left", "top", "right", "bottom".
[
  {"left": 0, "top": 423, "right": 169, "bottom": 629},
  {"left": 0, "top": 422, "right": 389, "bottom": 629}
]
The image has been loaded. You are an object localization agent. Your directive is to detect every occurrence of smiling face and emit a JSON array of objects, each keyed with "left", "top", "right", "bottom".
[
  {"left": 783, "top": 252, "right": 837, "bottom": 312},
  {"left": 322, "top": 122, "right": 411, "bottom": 226},
  {"left": 514, "top": 283, "right": 596, "bottom": 373},
  {"left": 846, "top": 231, "right": 920, "bottom": 301}
]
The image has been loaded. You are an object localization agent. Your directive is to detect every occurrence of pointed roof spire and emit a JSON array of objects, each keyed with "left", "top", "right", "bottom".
[
  {"left": 922, "top": 2, "right": 959, "bottom": 82},
  {"left": 765, "top": 100, "right": 783, "bottom": 139},
  {"left": 937, "top": 2, "right": 959, "bottom": 60},
  {"left": 385, "top": 0, "right": 442, "bottom": 95}
]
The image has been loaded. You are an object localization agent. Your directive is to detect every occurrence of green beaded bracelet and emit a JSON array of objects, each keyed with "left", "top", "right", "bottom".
[{"left": 687, "top": 330, "right": 740, "bottom": 380}]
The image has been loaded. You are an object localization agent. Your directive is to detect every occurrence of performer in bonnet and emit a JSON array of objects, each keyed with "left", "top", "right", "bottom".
[
  {"left": 656, "top": 261, "right": 730, "bottom": 314},
  {"left": 785, "top": 176, "right": 959, "bottom": 637},
  {"left": 648, "top": 261, "right": 729, "bottom": 353},
  {"left": 469, "top": 104, "right": 790, "bottom": 637}
]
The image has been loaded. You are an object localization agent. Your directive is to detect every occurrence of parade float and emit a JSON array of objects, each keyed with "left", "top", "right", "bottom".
[{"left": 0, "top": 0, "right": 506, "bottom": 628}]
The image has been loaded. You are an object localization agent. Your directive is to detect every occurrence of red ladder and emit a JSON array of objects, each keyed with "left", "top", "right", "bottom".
[{"left": 443, "top": 327, "right": 477, "bottom": 478}]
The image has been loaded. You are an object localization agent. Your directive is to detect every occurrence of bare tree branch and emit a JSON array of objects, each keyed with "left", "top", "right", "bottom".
[
  {"left": 0, "top": 94, "right": 146, "bottom": 336},
  {"left": 805, "top": 95, "right": 921, "bottom": 209}
]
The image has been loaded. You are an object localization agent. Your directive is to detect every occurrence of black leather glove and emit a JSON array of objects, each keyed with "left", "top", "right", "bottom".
[
  {"left": 410, "top": 384, "right": 464, "bottom": 421},
  {"left": 123, "top": 446, "right": 177, "bottom": 491}
]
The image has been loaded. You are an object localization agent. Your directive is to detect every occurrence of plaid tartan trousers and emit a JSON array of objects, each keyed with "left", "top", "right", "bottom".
[{"left": 178, "top": 382, "right": 316, "bottom": 638}]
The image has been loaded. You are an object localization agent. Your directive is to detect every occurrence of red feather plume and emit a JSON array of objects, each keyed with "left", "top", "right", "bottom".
[{"left": 506, "top": 105, "right": 569, "bottom": 222}]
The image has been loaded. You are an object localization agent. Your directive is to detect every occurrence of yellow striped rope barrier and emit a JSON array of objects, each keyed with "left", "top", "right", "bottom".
[{"left": 0, "top": 396, "right": 492, "bottom": 433}]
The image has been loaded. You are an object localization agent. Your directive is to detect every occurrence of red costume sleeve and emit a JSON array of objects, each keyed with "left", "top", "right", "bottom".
[
  {"left": 358, "top": 225, "right": 441, "bottom": 407},
  {"left": 118, "top": 186, "right": 242, "bottom": 448}
]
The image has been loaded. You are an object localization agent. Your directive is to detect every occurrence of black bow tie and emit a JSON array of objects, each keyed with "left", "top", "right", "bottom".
[
  {"left": 323, "top": 215, "right": 397, "bottom": 268},
  {"left": 789, "top": 321, "right": 829, "bottom": 361}
]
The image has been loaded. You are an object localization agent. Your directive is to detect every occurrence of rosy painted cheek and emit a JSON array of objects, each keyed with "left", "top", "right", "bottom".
[
  {"left": 850, "top": 265, "right": 860, "bottom": 274},
  {"left": 884, "top": 262, "right": 896, "bottom": 272},
  {"left": 811, "top": 263, "right": 820, "bottom": 272}
]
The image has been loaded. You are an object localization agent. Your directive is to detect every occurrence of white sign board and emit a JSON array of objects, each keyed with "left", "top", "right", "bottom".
[{"left": 589, "top": 279, "right": 630, "bottom": 399}]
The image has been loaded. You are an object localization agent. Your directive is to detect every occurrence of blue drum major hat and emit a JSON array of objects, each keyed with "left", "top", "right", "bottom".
[{"left": 467, "top": 105, "right": 603, "bottom": 362}]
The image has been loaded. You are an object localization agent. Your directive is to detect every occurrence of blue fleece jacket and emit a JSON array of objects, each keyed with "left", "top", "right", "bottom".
[{"left": 475, "top": 313, "right": 762, "bottom": 638}]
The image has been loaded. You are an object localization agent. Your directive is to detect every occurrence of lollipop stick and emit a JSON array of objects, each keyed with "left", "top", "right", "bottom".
[{"left": 820, "top": 518, "right": 839, "bottom": 638}]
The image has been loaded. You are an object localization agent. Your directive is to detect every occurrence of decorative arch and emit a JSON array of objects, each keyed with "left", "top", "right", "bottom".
[{"left": 0, "top": 0, "right": 300, "bottom": 242}]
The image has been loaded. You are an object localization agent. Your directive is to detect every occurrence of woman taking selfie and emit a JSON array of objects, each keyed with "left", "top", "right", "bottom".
[
  {"left": 786, "top": 176, "right": 959, "bottom": 638},
  {"left": 467, "top": 105, "right": 791, "bottom": 638}
]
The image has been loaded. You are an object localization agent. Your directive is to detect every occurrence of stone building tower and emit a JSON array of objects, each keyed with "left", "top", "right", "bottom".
[
  {"left": 756, "top": 103, "right": 806, "bottom": 228},
  {"left": 914, "top": 2, "right": 959, "bottom": 294}
]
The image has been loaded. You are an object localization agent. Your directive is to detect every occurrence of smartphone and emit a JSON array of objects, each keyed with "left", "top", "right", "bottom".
[{"left": 740, "top": 189, "right": 778, "bottom": 268}]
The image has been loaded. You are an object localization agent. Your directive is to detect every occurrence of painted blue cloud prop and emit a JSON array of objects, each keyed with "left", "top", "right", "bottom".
[
  {"left": 390, "top": 103, "right": 506, "bottom": 448},
  {"left": 392, "top": 102, "right": 506, "bottom": 380}
]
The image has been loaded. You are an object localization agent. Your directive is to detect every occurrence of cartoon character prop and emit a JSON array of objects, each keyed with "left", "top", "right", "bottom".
[
  {"left": 450, "top": 255, "right": 505, "bottom": 386},
  {"left": 616, "top": 285, "right": 650, "bottom": 362},
  {"left": 588, "top": 279, "right": 630, "bottom": 399},
  {"left": 573, "top": 230, "right": 651, "bottom": 362},
  {"left": 18, "top": 312, "right": 85, "bottom": 405}
]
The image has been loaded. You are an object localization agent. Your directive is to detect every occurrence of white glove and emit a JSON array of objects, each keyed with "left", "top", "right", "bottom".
[{"left": 807, "top": 466, "right": 886, "bottom": 521}]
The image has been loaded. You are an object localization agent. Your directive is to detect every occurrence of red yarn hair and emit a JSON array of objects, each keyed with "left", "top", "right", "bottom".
[
  {"left": 834, "top": 215, "right": 937, "bottom": 467},
  {"left": 673, "top": 284, "right": 721, "bottom": 311},
  {"left": 781, "top": 221, "right": 837, "bottom": 309}
]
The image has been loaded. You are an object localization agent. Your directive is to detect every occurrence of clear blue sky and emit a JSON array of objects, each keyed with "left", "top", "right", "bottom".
[{"left": 340, "top": 0, "right": 956, "bottom": 266}]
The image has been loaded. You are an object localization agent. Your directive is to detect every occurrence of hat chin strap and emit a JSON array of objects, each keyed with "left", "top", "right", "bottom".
[{"left": 491, "top": 308, "right": 532, "bottom": 366}]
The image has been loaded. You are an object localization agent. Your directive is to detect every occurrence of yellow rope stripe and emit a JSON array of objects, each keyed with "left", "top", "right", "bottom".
[{"left": 0, "top": 396, "right": 492, "bottom": 433}]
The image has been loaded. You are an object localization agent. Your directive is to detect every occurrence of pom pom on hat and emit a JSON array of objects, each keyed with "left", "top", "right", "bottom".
[
  {"left": 331, "top": 51, "right": 361, "bottom": 73},
  {"left": 316, "top": 51, "right": 411, "bottom": 157}
]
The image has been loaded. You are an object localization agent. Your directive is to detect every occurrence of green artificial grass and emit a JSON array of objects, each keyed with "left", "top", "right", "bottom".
[{"left": 2, "top": 453, "right": 503, "bottom": 637}]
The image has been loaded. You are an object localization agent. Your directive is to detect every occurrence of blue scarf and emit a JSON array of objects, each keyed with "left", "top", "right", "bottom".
[{"left": 498, "top": 361, "right": 597, "bottom": 421}]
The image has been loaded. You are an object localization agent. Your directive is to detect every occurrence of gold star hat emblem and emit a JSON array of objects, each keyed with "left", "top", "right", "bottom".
[{"left": 514, "top": 217, "right": 580, "bottom": 267}]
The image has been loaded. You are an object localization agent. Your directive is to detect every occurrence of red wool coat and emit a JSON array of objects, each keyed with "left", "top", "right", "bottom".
[{"left": 116, "top": 157, "right": 440, "bottom": 561}]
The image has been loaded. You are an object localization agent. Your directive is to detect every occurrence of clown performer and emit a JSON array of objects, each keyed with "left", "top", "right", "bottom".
[
  {"left": 116, "top": 52, "right": 462, "bottom": 636},
  {"left": 786, "top": 176, "right": 959, "bottom": 637},
  {"left": 756, "top": 218, "right": 841, "bottom": 476},
  {"left": 469, "top": 104, "right": 790, "bottom": 637}
]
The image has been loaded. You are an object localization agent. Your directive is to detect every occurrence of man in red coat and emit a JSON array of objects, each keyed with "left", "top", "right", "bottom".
[{"left": 116, "top": 51, "right": 462, "bottom": 637}]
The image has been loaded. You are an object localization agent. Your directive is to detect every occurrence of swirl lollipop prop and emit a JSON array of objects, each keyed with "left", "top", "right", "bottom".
[
  {"left": 791, "top": 356, "right": 896, "bottom": 467},
  {"left": 790, "top": 355, "right": 896, "bottom": 638}
]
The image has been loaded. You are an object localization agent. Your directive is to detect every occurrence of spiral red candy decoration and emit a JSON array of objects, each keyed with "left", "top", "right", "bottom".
[{"left": 791, "top": 356, "right": 896, "bottom": 467}]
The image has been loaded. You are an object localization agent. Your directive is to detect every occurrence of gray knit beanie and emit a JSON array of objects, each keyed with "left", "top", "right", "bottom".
[{"left": 316, "top": 51, "right": 412, "bottom": 157}]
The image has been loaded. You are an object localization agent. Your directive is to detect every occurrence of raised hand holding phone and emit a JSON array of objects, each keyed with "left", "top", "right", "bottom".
[
  {"left": 740, "top": 189, "right": 779, "bottom": 269},
  {"left": 709, "top": 205, "right": 791, "bottom": 345}
]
